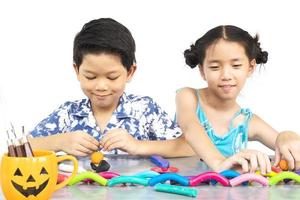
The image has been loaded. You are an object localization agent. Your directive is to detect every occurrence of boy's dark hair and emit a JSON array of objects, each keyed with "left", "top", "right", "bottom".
[
  {"left": 184, "top": 25, "right": 268, "bottom": 68},
  {"left": 73, "top": 18, "right": 136, "bottom": 71}
]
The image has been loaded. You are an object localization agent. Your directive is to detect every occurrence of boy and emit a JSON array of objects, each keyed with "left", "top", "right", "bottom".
[{"left": 29, "top": 18, "right": 194, "bottom": 157}]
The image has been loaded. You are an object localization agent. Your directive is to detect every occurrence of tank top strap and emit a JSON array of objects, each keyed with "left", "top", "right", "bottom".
[
  {"left": 195, "top": 89, "right": 212, "bottom": 131},
  {"left": 229, "top": 108, "right": 253, "bottom": 152},
  {"left": 228, "top": 108, "right": 252, "bottom": 130}
]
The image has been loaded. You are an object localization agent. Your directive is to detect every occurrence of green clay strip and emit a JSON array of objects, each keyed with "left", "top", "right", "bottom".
[
  {"left": 256, "top": 170, "right": 277, "bottom": 177},
  {"left": 108, "top": 176, "right": 149, "bottom": 187},
  {"left": 154, "top": 183, "right": 198, "bottom": 197},
  {"left": 269, "top": 171, "right": 300, "bottom": 185},
  {"left": 68, "top": 171, "right": 107, "bottom": 186}
]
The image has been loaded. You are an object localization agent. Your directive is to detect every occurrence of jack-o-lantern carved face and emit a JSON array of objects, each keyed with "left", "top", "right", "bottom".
[
  {"left": 11, "top": 167, "right": 50, "bottom": 197},
  {"left": 1, "top": 150, "right": 78, "bottom": 200}
]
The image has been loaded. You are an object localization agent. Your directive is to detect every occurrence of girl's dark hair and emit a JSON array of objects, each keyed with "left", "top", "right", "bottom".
[
  {"left": 184, "top": 25, "right": 268, "bottom": 68},
  {"left": 73, "top": 18, "right": 136, "bottom": 71}
]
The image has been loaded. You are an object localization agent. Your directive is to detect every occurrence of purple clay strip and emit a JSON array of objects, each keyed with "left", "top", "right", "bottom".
[{"left": 150, "top": 155, "right": 170, "bottom": 169}]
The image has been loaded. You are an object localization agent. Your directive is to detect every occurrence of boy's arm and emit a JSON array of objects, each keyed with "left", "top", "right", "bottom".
[
  {"left": 29, "top": 131, "right": 99, "bottom": 157},
  {"left": 29, "top": 104, "right": 68, "bottom": 152},
  {"left": 28, "top": 135, "right": 62, "bottom": 152},
  {"left": 100, "top": 128, "right": 195, "bottom": 157}
]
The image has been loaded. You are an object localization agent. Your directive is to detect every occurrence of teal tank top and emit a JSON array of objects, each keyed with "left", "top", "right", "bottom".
[{"left": 195, "top": 90, "right": 253, "bottom": 157}]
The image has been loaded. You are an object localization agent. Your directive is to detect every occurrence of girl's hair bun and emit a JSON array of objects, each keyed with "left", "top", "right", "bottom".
[{"left": 184, "top": 45, "right": 200, "bottom": 68}]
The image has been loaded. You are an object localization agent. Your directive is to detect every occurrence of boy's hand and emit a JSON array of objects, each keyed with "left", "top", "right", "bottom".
[
  {"left": 215, "top": 149, "right": 271, "bottom": 174},
  {"left": 100, "top": 128, "right": 140, "bottom": 155},
  {"left": 274, "top": 131, "right": 300, "bottom": 170},
  {"left": 59, "top": 131, "right": 99, "bottom": 156}
]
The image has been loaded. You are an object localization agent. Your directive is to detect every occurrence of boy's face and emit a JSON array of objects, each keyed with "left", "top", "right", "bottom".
[{"left": 74, "top": 53, "right": 135, "bottom": 111}]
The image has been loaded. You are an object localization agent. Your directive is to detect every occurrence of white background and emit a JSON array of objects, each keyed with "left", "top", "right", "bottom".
[{"left": 0, "top": 0, "right": 299, "bottom": 155}]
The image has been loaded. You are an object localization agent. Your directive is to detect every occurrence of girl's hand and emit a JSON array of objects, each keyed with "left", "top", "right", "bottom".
[
  {"left": 59, "top": 131, "right": 99, "bottom": 156},
  {"left": 216, "top": 149, "right": 271, "bottom": 174},
  {"left": 100, "top": 128, "right": 140, "bottom": 155},
  {"left": 274, "top": 131, "right": 300, "bottom": 170}
]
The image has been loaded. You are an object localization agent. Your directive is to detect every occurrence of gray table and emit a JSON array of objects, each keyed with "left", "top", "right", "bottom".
[{"left": 1, "top": 155, "right": 300, "bottom": 200}]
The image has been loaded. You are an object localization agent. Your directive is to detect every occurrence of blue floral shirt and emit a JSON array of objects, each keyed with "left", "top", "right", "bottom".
[{"left": 30, "top": 93, "right": 182, "bottom": 154}]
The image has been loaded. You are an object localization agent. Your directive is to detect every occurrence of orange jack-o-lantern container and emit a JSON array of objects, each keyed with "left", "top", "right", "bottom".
[{"left": 0, "top": 150, "right": 78, "bottom": 200}]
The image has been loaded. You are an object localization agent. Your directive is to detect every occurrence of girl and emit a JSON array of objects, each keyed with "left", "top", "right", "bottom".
[{"left": 176, "top": 25, "right": 300, "bottom": 174}]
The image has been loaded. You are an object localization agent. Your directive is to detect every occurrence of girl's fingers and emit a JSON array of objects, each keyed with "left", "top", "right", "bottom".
[
  {"left": 239, "top": 157, "right": 249, "bottom": 173},
  {"left": 219, "top": 158, "right": 235, "bottom": 171},
  {"left": 293, "top": 154, "right": 300, "bottom": 170},
  {"left": 257, "top": 153, "right": 267, "bottom": 175},
  {"left": 250, "top": 154, "right": 258, "bottom": 173},
  {"left": 274, "top": 147, "right": 281, "bottom": 166},
  {"left": 289, "top": 149, "right": 300, "bottom": 170},
  {"left": 264, "top": 154, "right": 272, "bottom": 173},
  {"left": 281, "top": 148, "right": 295, "bottom": 170},
  {"left": 287, "top": 144, "right": 300, "bottom": 170}
]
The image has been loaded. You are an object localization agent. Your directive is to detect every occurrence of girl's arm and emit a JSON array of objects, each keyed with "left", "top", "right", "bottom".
[
  {"left": 135, "top": 136, "right": 195, "bottom": 157},
  {"left": 176, "top": 88, "right": 274, "bottom": 173},
  {"left": 248, "top": 115, "right": 300, "bottom": 170},
  {"left": 176, "top": 88, "right": 226, "bottom": 170},
  {"left": 274, "top": 131, "right": 300, "bottom": 170},
  {"left": 248, "top": 114, "right": 279, "bottom": 150}
]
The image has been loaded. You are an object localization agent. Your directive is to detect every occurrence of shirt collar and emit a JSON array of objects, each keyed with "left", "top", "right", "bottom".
[
  {"left": 71, "top": 99, "right": 91, "bottom": 117},
  {"left": 114, "top": 93, "right": 134, "bottom": 119},
  {"left": 72, "top": 93, "right": 134, "bottom": 119}
]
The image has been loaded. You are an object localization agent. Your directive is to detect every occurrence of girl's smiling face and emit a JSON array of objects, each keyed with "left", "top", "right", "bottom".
[
  {"left": 74, "top": 53, "right": 135, "bottom": 111},
  {"left": 200, "top": 39, "right": 256, "bottom": 100}
]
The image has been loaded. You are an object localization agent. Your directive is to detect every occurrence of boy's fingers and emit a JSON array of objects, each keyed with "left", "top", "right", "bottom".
[
  {"left": 79, "top": 138, "right": 98, "bottom": 151},
  {"left": 69, "top": 144, "right": 91, "bottom": 156},
  {"left": 82, "top": 133, "right": 100, "bottom": 146},
  {"left": 77, "top": 143, "right": 93, "bottom": 154},
  {"left": 101, "top": 135, "right": 122, "bottom": 150},
  {"left": 103, "top": 137, "right": 121, "bottom": 150},
  {"left": 74, "top": 150, "right": 89, "bottom": 157},
  {"left": 106, "top": 141, "right": 124, "bottom": 151},
  {"left": 101, "top": 131, "right": 119, "bottom": 144}
]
